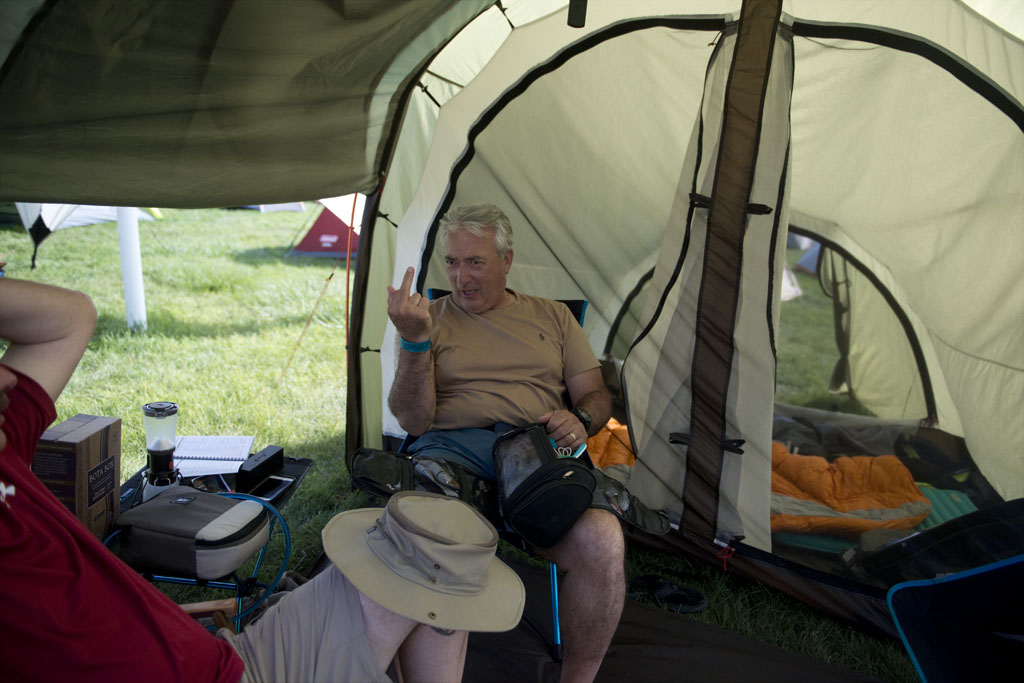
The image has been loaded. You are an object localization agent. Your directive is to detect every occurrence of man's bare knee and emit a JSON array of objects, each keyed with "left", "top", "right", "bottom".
[{"left": 543, "top": 508, "right": 624, "bottom": 570}]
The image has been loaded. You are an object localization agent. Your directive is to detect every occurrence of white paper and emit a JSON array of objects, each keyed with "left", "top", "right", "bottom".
[
  {"left": 172, "top": 435, "right": 255, "bottom": 477},
  {"left": 176, "top": 458, "right": 244, "bottom": 478}
]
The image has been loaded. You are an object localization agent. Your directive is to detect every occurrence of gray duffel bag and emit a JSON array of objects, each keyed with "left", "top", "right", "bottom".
[{"left": 114, "top": 488, "right": 270, "bottom": 580}]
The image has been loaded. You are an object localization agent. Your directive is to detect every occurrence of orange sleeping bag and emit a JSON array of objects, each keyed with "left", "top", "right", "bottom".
[
  {"left": 771, "top": 441, "right": 931, "bottom": 537},
  {"left": 586, "top": 418, "right": 635, "bottom": 469}
]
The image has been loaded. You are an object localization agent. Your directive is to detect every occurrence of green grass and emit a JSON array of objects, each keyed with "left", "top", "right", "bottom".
[
  {"left": 0, "top": 207, "right": 373, "bottom": 573},
  {"left": 0, "top": 215, "right": 914, "bottom": 682},
  {"left": 776, "top": 249, "right": 874, "bottom": 415}
]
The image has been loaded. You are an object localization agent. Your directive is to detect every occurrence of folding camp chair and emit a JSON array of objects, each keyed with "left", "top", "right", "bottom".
[{"left": 888, "top": 553, "right": 1024, "bottom": 683}]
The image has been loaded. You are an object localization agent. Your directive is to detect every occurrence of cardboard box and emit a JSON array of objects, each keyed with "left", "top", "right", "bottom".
[{"left": 32, "top": 414, "right": 121, "bottom": 540}]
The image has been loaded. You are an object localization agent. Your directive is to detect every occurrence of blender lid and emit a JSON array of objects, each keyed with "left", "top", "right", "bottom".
[{"left": 142, "top": 401, "right": 178, "bottom": 417}]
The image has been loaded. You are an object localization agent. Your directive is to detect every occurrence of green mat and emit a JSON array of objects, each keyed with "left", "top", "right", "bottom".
[{"left": 773, "top": 487, "right": 979, "bottom": 555}]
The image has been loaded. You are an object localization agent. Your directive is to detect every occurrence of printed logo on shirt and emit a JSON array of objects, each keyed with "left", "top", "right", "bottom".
[{"left": 0, "top": 480, "right": 14, "bottom": 510}]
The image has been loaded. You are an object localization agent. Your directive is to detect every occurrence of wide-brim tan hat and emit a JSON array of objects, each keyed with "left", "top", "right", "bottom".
[{"left": 322, "top": 491, "right": 525, "bottom": 632}]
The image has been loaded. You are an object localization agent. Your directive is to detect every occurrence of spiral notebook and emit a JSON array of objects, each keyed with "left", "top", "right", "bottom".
[{"left": 173, "top": 435, "right": 255, "bottom": 477}]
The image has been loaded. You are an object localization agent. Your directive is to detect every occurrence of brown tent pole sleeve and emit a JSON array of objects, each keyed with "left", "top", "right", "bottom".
[{"left": 682, "top": 0, "right": 783, "bottom": 541}]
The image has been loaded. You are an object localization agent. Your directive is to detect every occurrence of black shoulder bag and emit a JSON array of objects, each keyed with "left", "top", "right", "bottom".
[{"left": 492, "top": 423, "right": 597, "bottom": 550}]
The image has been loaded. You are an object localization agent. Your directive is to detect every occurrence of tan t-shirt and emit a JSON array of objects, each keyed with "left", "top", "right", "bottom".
[{"left": 428, "top": 290, "right": 599, "bottom": 430}]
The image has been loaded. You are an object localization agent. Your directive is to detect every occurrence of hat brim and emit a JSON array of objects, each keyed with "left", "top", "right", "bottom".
[{"left": 322, "top": 507, "right": 525, "bottom": 632}]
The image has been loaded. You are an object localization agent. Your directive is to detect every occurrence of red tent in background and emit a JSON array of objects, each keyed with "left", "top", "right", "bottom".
[
  {"left": 290, "top": 201, "right": 360, "bottom": 258},
  {"left": 285, "top": 194, "right": 364, "bottom": 352}
]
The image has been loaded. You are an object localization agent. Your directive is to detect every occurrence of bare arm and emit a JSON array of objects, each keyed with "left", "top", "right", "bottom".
[
  {"left": 386, "top": 267, "right": 436, "bottom": 436},
  {"left": 567, "top": 367, "right": 613, "bottom": 432},
  {"left": 539, "top": 366, "right": 612, "bottom": 450},
  {"left": 0, "top": 278, "right": 97, "bottom": 401},
  {"left": 388, "top": 342, "right": 436, "bottom": 436}
]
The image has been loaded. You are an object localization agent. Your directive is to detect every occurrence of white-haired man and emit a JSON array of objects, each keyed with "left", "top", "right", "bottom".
[{"left": 387, "top": 203, "right": 624, "bottom": 683}]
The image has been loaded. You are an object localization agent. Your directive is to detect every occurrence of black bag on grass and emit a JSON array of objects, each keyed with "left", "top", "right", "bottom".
[
  {"left": 492, "top": 423, "right": 597, "bottom": 550},
  {"left": 349, "top": 447, "right": 500, "bottom": 523}
]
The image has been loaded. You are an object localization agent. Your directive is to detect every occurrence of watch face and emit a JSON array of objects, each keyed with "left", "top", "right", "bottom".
[{"left": 574, "top": 408, "right": 592, "bottom": 428}]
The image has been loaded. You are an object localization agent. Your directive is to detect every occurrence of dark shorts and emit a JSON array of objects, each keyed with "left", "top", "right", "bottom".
[{"left": 406, "top": 424, "right": 516, "bottom": 480}]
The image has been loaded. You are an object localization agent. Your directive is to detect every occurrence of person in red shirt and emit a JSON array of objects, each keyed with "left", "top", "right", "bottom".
[{"left": 0, "top": 277, "right": 523, "bottom": 682}]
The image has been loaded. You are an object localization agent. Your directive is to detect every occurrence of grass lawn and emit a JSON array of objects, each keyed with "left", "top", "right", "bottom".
[
  {"left": 0, "top": 210, "right": 915, "bottom": 682},
  {"left": 776, "top": 249, "right": 874, "bottom": 415}
]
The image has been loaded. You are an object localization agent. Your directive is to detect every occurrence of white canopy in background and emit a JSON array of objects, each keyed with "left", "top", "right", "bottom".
[{"left": 14, "top": 203, "right": 152, "bottom": 232}]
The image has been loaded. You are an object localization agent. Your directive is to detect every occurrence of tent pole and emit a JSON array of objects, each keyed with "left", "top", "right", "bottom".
[
  {"left": 117, "top": 207, "right": 148, "bottom": 332},
  {"left": 346, "top": 186, "right": 382, "bottom": 459},
  {"left": 345, "top": 196, "right": 358, "bottom": 349}
]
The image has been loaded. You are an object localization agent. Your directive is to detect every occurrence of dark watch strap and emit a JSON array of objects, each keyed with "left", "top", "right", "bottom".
[{"left": 572, "top": 407, "right": 592, "bottom": 432}]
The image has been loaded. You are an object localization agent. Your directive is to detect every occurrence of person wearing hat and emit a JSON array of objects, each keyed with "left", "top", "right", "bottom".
[
  {"left": 1, "top": 277, "right": 523, "bottom": 683},
  {"left": 224, "top": 490, "right": 526, "bottom": 681}
]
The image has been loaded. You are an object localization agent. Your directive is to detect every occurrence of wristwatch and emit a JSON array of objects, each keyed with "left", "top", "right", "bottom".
[{"left": 571, "top": 407, "right": 592, "bottom": 434}]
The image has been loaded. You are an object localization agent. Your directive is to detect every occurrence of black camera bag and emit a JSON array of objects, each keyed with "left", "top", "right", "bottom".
[{"left": 493, "top": 423, "right": 596, "bottom": 550}]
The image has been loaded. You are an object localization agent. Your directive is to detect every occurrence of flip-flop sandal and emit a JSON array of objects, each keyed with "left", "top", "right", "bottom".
[{"left": 628, "top": 573, "right": 709, "bottom": 614}]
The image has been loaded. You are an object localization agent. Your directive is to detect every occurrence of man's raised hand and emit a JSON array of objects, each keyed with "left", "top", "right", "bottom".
[{"left": 386, "top": 266, "right": 432, "bottom": 342}]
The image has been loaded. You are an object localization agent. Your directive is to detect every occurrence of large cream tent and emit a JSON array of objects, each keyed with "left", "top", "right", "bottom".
[{"left": 2, "top": 0, "right": 1021, "bottom": 639}]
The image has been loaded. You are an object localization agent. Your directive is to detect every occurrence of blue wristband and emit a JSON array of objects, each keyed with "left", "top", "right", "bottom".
[{"left": 400, "top": 337, "right": 431, "bottom": 353}]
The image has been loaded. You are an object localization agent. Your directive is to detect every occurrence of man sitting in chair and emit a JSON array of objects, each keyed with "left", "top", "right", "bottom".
[
  {"left": 0, "top": 276, "right": 524, "bottom": 682},
  {"left": 387, "top": 203, "right": 624, "bottom": 683}
]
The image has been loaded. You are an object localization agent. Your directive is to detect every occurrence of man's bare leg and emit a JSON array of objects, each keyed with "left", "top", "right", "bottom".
[
  {"left": 358, "top": 591, "right": 417, "bottom": 674},
  {"left": 398, "top": 624, "right": 469, "bottom": 683},
  {"left": 358, "top": 591, "right": 469, "bottom": 682},
  {"left": 541, "top": 508, "right": 626, "bottom": 683}
]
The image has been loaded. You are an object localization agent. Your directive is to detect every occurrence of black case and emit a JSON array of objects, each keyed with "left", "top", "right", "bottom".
[
  {"left": 349, "top": 447, "right": 500, "bottom": 523},
  {"left": 349, "top": 435, "right": 669, "bottom": 547},
  {"left": 493, "top": 424, "right": 597, "bottom": 550}
]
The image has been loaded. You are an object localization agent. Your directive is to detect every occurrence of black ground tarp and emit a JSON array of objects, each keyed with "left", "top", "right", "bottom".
[{"left": 465, "top": 558, "right": 880, "bottom": 683}]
